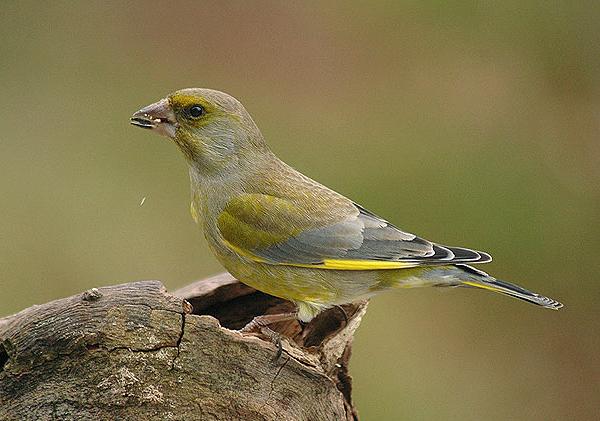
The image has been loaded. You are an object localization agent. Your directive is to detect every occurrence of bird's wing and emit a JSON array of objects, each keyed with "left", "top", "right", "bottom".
[{"left": 217, "top": 193, "right": 491, "bottom": 270}]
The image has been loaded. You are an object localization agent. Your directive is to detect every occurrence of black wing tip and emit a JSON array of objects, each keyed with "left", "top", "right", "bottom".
[
  {"left": 476, "top": 250, "right": 493, "bottom": 263},
  {"left": 445, "top": 246, "right": 493, "bottom": 264}
]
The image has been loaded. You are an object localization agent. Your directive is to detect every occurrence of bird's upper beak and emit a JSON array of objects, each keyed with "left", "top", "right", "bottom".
[{"left": 130, "top": 98, "right": 178, "bottom": 138}]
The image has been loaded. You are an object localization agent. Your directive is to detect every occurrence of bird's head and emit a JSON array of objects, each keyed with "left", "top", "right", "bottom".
[{"left": 131, "top": 88, "right": 267, "bottom": 171}]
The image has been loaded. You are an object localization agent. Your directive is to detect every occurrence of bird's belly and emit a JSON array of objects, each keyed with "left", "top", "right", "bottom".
[
  {"left": 215, "top": 252, "right": 425, "bottom": 305},
  {"left": 219, "top": 256, "right": 333, "bottom": 302}
]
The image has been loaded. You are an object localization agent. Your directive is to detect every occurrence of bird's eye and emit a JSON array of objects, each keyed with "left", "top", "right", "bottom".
[{"left": 188, "top": 105, "right": 205, "bottom": 118}]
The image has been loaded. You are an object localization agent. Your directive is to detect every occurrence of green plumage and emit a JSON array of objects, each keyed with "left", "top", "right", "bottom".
[{"left": 131, "top": 88, "right": 563, "bottom": 322}]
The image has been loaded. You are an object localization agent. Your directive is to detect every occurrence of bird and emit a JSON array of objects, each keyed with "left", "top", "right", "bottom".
[{"left": 130, "top": 88, "right": 563, "bottom": 327}]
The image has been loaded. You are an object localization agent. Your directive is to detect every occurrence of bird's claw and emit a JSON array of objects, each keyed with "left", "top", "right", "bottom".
[{"left": 238, "top": 313, "right": 297, "bottom": 363}]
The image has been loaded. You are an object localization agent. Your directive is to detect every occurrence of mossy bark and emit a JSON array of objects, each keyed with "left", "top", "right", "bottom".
[{"left": 0, "top": 274, "right": 366, "bottom": 420}]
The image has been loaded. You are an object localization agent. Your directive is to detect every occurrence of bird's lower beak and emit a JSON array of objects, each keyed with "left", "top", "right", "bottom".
[{"left": 130, "top": 98, "right": 178, "bottom": 138}]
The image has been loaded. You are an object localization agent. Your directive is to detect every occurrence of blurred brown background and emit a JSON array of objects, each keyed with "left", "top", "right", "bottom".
[{"left": 1, "top": 1, "right": 598, "bottom": 419}]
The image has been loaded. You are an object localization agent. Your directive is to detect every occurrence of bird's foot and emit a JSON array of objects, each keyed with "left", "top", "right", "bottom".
[
  {"left": 239, "top": 312, "right": 298, "bottom": 333},
  {"left": 239, "top": 312, "right": 298, "bottom": 362}
]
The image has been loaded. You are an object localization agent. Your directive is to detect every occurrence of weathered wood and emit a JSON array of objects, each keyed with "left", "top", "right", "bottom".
[{"left": 0, "top": 274, "right": 367, "bottom": 420}]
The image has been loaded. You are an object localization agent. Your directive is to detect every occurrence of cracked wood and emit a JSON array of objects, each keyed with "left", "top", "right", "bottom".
[{"left": 0, "top": 276, "right": 366, "bottom": 420}]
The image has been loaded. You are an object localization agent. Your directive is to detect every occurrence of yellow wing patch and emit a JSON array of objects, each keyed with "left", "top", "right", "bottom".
[
  {"left": 318, "top": 259, "right": 417, "bottom": 270},
  {"left": 223, "top": 239, "right": 417, "bottom": 270}
]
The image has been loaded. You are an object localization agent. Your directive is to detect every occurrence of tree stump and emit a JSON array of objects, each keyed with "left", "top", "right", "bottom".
[{"left": 0, "top": 273, "right": 367, "bottom": 420}]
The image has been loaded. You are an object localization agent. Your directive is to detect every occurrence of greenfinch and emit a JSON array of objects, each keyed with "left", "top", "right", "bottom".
[{"left": 131, "top": 88, "right": 562, "bottom": 324}]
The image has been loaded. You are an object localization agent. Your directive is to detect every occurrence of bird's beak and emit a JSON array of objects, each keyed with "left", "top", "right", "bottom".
[{"left": 130, "top": 98, "right": 178, "bottom": 138}]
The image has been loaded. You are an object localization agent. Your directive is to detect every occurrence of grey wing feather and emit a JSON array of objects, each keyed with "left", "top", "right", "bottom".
[{"left": 254, "top": 203, "right": 491, "bottom": 267}]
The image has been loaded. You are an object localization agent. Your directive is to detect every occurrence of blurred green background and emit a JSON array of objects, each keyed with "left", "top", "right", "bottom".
[{"left": 1, "top": 1, "right": 598, "bottom": 419}]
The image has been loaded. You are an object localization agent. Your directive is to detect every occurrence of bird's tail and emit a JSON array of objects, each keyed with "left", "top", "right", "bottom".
[{"left": 455, "top": 264, "right": 563, "bottom": 310}]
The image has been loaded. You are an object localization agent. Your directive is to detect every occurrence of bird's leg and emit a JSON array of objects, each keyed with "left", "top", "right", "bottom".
[
  {"left": 239, "top": 312, "right": 298, "bottom": 361},
  {"left": 239, "top": 312, "right": 299, "bottom": 333}
]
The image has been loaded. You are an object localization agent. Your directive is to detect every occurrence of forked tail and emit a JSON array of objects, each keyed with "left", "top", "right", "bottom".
[{"left": 456, "top": 264, "right": 563, "bottom": 310}]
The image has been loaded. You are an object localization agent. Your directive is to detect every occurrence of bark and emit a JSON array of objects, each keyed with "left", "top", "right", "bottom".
[{"left": 0, "top": 273, "right": 367, "bottom": 420}]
